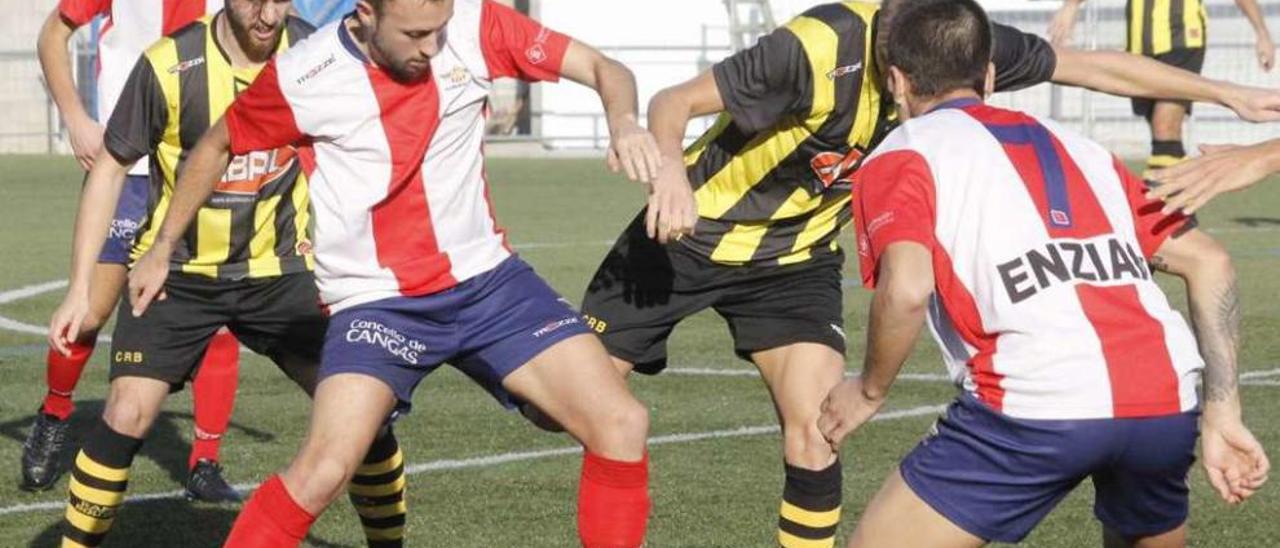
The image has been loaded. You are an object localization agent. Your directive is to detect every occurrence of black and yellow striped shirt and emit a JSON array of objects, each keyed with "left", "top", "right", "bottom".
[
  {"left": 681, "top": 2, "right": 1058, "bottom": 266},
  {"left": 104, "top": 13, "right": 315, "bottom": 280},
  {"left": 1127, "top": 0, "right": 1207, "bottom": 56}
]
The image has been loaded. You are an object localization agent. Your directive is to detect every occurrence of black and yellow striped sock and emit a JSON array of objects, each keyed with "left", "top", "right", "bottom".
[
  {"left": 1146, "top": 140, "right": 1187, "bottom": 176},
  {"left": 62, "top": 421, "right": 143, "bottom": 548},
  {"left": 349, "top": 428, "right": 407, "bottom": 548},
  {"left": 777, "top": 460, "right": 842, "bottom": 548}
]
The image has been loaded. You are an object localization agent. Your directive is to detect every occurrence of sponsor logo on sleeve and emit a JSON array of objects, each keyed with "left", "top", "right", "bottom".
[
  {"left": 296, "top": 54, "right": 337, "bottom": 85},
  {"left": 525, "top": 26, "right": 553, "bottom": 65}
]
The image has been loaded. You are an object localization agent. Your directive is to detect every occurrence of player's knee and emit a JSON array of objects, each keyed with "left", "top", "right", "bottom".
[
  {"left": 585, "top": 398, "right": 649, "bottom": 455},
  {"left": 101, "top": 397, "right": 156, "bottom": 438},
  {"left": 782, "top": 422, "right": 834, "bottom": 469},
  {"left": 285, "top": 449, "right": 359, "bottom": 510}
]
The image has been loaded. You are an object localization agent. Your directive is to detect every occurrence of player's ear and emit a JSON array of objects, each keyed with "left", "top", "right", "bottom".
[
  {"left": 355, "top": 0, "right": 377, "bottom": 26},
  {"left": 888, "top": 66, "right": 913, "bottom": 119},
  {"left": 983, "top": 62, "right": 995, "bottom": 98}
]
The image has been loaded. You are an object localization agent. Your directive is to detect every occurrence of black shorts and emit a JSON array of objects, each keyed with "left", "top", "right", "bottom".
[
  {"left": 1132, "top": 48, "right": 1206, "bottom": 118},
  {"left": 580, "top": 213, "right": 846, "bottom": 374},
  {"left": 109, "top": 272, "right": 326, "bottom": 392}
]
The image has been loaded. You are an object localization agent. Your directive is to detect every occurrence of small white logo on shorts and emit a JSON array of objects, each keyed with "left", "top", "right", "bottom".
[
  {"left": 345, "top": 319, "right": 425, "bottom": 364},
  {"left": 532, "top": 317, "right": 580, "bottom": 338},
  {"left": 830, "top": 323, "right": 845, "bottom": 339}
]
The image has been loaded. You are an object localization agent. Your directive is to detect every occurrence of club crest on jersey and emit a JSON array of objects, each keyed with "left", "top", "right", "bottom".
[
  {"left": 1049, "top": 209, "right": 1071, "bottom": 227},
  {"left": 168, "top": 57, "right": 206, "bottom": 74},
  {"left": 826, "top": 62, "right": 863, "bottom": 80},
  {"left": 526, "top": 26, "right": 552, "bottom": 65},
  {"left": 809, "top": 149, "right": 864, "bottom": 190}
]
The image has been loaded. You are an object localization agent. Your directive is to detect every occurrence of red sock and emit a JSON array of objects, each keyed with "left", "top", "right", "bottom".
[
  {"left": 224, "top": 475, "right": 314, "bottom": 548},
  {"left": 578, "top": 452, "right": 650, "bottom": 548},
  {"left": 42, "top": 341, "right": 95, "bottom": 420},
  {"left": 190, "top": 330, "right": 240, "bottom": 470}
]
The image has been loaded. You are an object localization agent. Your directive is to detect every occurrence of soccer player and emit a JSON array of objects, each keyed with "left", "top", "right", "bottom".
[
  {"left": 1145, "top": 138, "right": 1280, "bottom": 214},
  {"left": 579, "top": 0, "right": 1280, "bottom": 545},
  {"left": 28, "top": 0, "right": 242, "bottom": 501},
  {"left": 1049, "top": 0, "right": 1275, "bottom": 175},
  {"left": 48, "top": 2, "right": 412, "bottom": 547},
  {"left": 127, "top": 0, "right": 661, "bottom": 546},
  {"left": 820, "top": 2, "right": 1268, "bottom": 546}
]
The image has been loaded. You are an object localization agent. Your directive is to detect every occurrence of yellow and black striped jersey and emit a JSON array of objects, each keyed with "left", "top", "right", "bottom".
[
  {"left": 1127, "top": 0, "right": 1207, "bottom": 56},
  {"left": 104, "top": 13, "right": 315, "bottom": 280},
  {"left": 681, "top": 2, "right": 1058, "bottom": 266}
]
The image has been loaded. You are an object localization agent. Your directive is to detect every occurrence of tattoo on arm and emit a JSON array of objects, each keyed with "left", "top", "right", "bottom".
[
  {"left": 1194, "top": 277, "right": 1242, "bottom": 403},
  {"left": 1149, "top": 254, "right": 1170, "bottom": 273}
]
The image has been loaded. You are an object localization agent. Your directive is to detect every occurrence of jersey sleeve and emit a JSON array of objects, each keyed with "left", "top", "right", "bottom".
[
  {"left": 853, "top": 150, "right": 937, "bottom": 288},
  {"left": 58, "top": 0, "right": 110, "bottom": 27},
  {"left": 103, "top": 57, "right": 166, "bottom": 166},
  {"left": 711, "top": 24, "right": 813, "bottom": 135},
  {"left": 479, "top": 0, "right": 571, "bottom": 82},
  {"left": 224, "top": 60, "right": 304, "bottom": 156},
  {"left": 1114, "top": 156, "right": 1195, "bottom": 257},
  {"left": 992, "top": 23, "right": 1058, "bottom": 92}
]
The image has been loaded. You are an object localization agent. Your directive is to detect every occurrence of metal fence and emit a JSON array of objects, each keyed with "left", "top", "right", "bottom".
[{"left": 5, "top": 1, "right": 1280, "bottom": 157}]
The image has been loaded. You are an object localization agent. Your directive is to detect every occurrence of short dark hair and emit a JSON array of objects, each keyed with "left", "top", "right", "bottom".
[{"left": 883, "top": 0, "right": 993, "bottom": 98}]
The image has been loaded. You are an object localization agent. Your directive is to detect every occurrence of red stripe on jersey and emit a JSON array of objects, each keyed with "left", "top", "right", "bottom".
[
  {"left": 1076, "top": 285, "right": 1181, "bottom": 417},
  {"left": 58, "top": 0, "right": 111, "bottom": 27},
  {"left": 366, "top": 68, "right": 457, "bottom": 295},
  {"left": 965, "top": 104, "right": 1180, "bottom": 417},
  {"left": 934, "top": 248, "right": 1005, "bottom": 409},
  {"left": 163, "top": 0, "right": 207, "bottom": 34},
  {"left": 479, "top": 0, "right": 570, "bottom": 82}
]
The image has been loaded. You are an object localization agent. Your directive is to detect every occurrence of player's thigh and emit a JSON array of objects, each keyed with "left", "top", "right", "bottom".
[
  {"left": 501, "top": 333, "right": 648, "bottom": 458},
  {"left": 108, "top": 274, "right": 230, "bottom": 390},
  {"left": 83, "top": 263, "right": 128, "bottom": 334},
  {"left": 848, "top": 468, "right": 985, "bottom": 548},
  {"left": 229, "top": 273, "right": 328, "bottom": 396},
  {"left": 285, "top": 373, "right": 398, "bottom": 510},
  {"left": 454, "top": 257, "right": 647, "bottom": 449}
]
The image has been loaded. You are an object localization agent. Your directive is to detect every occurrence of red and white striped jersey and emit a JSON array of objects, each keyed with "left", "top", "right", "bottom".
[
  {"left": 58, "top": 0, "right": 220, "bottom": 176},
  {"left": 853, "top": 99, "right": 1202, "bottom": 420},
  {"left": 224, "top": 0, "right": 571, "bottom": 313}
]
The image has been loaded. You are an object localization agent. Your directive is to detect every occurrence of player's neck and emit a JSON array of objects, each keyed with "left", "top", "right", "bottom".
[
  {"left": 344, "top": 17, "right": 374, "bottom": 64},
  {"left": 215, "top": 11, "right": 272, "bottom": 69},
  {"left": 910, "top": 89, "right": 983, "bottom": 118}
]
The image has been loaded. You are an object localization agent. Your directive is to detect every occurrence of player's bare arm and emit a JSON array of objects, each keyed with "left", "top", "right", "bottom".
[
  {"left": 818, "top": 242, "right": 934, "bottom": 448},
  {"left": 1148, "top": 139, "right": 1280, "bottom": 214},
  {"left": 1047, "top": 0, "right": 1085, "bottom": 46},
  {"left": 1234, "top": 0, "right": 1275, "bottom": 71},
  {"left": 37, "top": 8, "right": 103, "bottom": 170},
  {"left": 127, "top": 119, "right": 233, "bottom": 316},
  {"left": 48, "top": 149, "right": 132, "bottom": 355},
  {"left": 557, "top": 40, "right": 660, "bottom": 183},
  {"left": 643, "top": 71, "right": 723, "bottom": 243},
  {"left": 1150, "top": 229, "right": 1269, "bottom": 504},
  {"left": 1051, "top": 46, "right": 1280, "bottom": 122}
]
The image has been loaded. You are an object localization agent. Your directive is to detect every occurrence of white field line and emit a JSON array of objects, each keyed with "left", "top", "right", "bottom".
[
  {"left": 0, "top": 279, "right": 107, "bottom": 342},
  {"left": 670, "top": 367, "right": 1280, "bottom": 387},
  {"left": 0, "top": 404, "right": 945, "bottom": 517},
  {"left": 667, "top": 367, "right": 950, "bottom": 382}
]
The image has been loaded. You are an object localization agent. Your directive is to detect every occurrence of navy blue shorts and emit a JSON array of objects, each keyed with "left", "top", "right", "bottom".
[
  {"left": 98, "top": 174, "right": 149, "bottom": 265},
  {"left": 901, "top": 395, "right": 1199, "bottom": 543},
  {"left": 319, "top": 256, "right": 592, "bottom": 413}
]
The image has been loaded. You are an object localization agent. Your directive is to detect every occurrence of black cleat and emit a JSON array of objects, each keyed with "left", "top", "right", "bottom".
[
  {"left": 20, "top": 412, "right": 71, "bottom": 492},
  {"left": 185, "top": 459, "right": 242, "bottom": 503}
]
